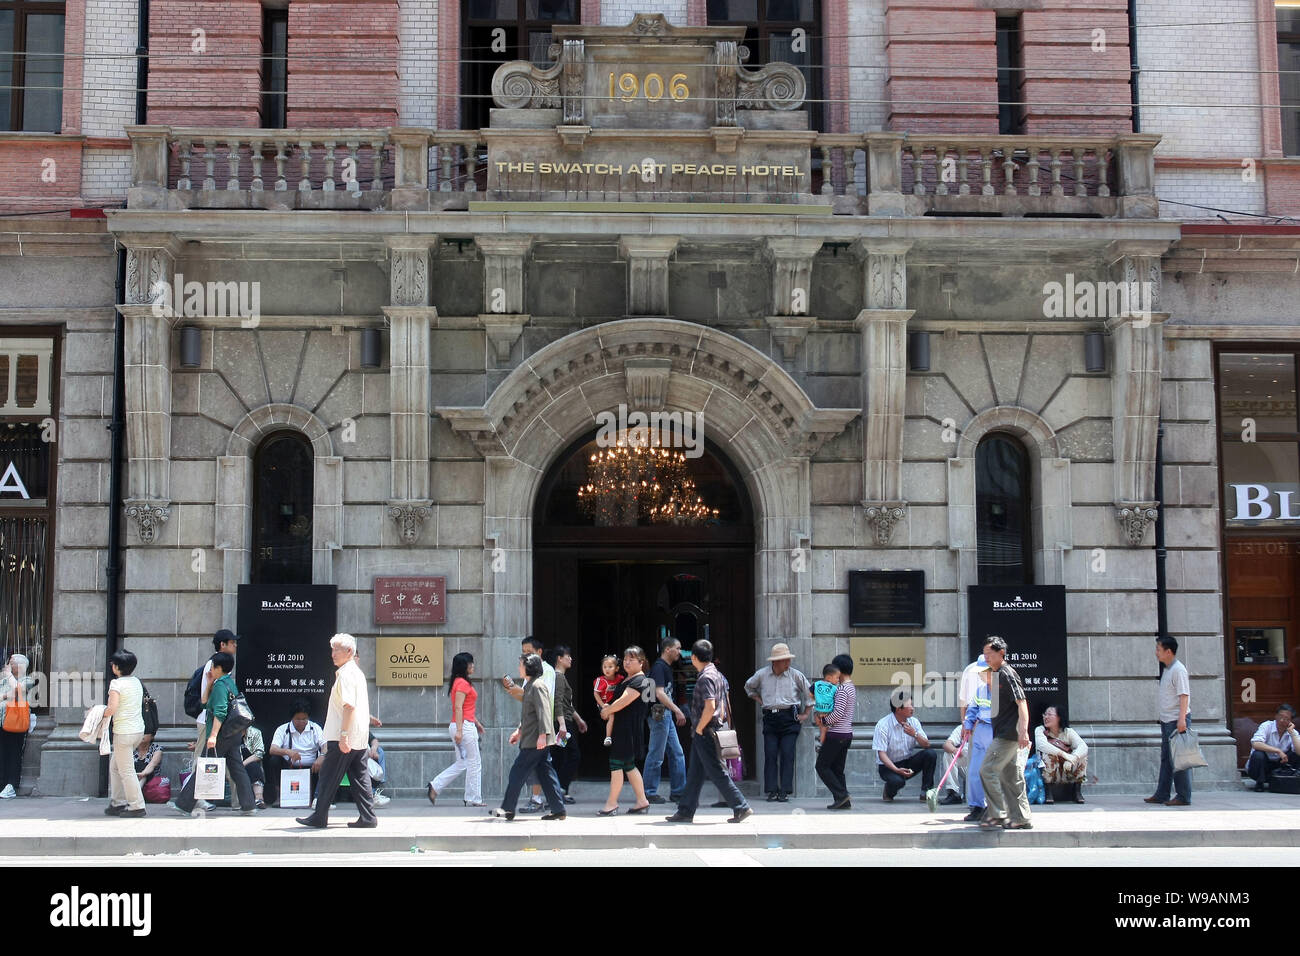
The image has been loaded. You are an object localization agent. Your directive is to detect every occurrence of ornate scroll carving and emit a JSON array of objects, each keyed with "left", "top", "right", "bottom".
[
  {"left": 864, "top": 503, "right": 907, "bottom": 546},
  {"left": 714, "top": 41, "right": 740, "bottom": 127},
  {"left": 561, "top": 39, "right": 585, "bottom": 125},
  {"left": 492, "top": 60, "right": 563, "bottom": 110},
  {"left": 736, "top": 61, "right": 807, "bottom": 111},
  {"left": 1116, "top": 503, "right": 1159, "bottom": 546},
  {"left": 632, "top": 13, "right": 669, "bottom": 35},
  {"left": 125, "top": 500, "right": 171, "bottom": 544},
  {"left": 388, "top": 501, "right": 431, "bottom": 544}
]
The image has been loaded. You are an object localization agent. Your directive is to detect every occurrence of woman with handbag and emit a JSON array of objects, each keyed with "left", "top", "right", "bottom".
[
  {"left": 134, "top": 734, "right": 169, "bottom": 803},
  {"left": 0, "top": 653, "right": 35, "bottom": 799},
  {"left": 104, "top": 650, "right": 148, "bottom": 817},
  {"left": 171, "top": 652, "right": 257, "bottom": 816},
  {"left": 596, "top": 646, "right": 653, "bottom": 816}
]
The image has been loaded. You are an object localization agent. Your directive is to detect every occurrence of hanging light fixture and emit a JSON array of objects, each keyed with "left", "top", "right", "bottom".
[{"left": 577, "top": 430, "right": 717, "bottom": 527}]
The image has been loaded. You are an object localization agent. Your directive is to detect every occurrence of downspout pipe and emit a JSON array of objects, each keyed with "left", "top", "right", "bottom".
[
  {"left": 1154, "top": 423, "right": 1169, "bottom": 642},
  {"left": 102, "top": 248, "right": 127, "bottom": 797},
  {"left": 136, "top": 0, "right": 149, "bottom": 124},
  {"left": 1128, "top": 0, "right": 1141, "bottom": 133}
]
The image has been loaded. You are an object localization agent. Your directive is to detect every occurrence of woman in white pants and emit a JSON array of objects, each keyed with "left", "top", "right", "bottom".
[{"left": 429, "top": 653, "right": 485, "bottom": 806}]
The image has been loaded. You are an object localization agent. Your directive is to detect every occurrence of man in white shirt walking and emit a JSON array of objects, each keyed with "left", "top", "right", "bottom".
[
  {"left": 297, "top": 634, "right": 382, "bottom": 829},
  {"left": 1146, "top": 635, "right": 1192, "bottom": 807}
]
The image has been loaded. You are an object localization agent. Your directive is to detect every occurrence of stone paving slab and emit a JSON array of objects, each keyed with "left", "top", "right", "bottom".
[{"left": 1, "top": 788, "right": 1297, "bottom": 856}]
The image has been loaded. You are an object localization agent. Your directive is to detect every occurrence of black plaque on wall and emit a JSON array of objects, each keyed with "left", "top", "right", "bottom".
[
  {"left": 967, "top": 585, "right": 1068, "bottom": 729},
  {"left": 236, "top": 584, "right": 338, "bottom": 740},
  {"left": 849, "top": 570, "right": 926, "bottom": 628}
]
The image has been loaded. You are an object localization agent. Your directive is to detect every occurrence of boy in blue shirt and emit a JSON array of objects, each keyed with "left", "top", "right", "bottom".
[{"left": 812, "top": 663, "right": 840, "bottom": 752}]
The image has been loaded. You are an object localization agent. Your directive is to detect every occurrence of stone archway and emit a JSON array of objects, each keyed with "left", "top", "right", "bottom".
[
  {"left": 214, "top": 403, "right": 343, "bottom": 627},
  {"left": 436, "top": 318, "right": 860, "bottom": 665}
]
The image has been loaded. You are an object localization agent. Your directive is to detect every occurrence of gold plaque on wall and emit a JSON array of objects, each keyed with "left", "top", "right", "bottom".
[
  {"left": 376, "top": 637, "right": 444, "bottom": 686},
  {"left": 849, "top": 637, "right": 926, "bottom": 686}
]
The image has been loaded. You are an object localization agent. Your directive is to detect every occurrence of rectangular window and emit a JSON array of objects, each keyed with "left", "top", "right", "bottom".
[
  {"left": 1279, "top": 7, "right": 1300, "bottom": 155},
  {"left": 1220, "top": 352, "right": 1300, "bottom": 526},
  {"left": 1, "top": 1, "right": 66, "bottom": 132},
  {"left": 262, "top": 7, "right": 288, "bottom": 129},
  {"left": 996, "top": 14, "right": 1024, "bottom": 136},
  {"left": 708, "top": 0, "right": 822, "bottom": 131},
  {"left": 462, "top": 0, "right": 578, "bottom": 131}
]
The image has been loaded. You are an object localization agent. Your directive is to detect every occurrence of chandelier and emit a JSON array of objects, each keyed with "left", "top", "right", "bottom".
[{"left": 577, "top": 432, "right": 718, "bottom": 527}]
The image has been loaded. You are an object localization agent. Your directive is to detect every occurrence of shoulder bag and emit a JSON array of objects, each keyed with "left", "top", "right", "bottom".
[
  {"left": 714, "top": 681, "right": 743, "bottom": 765},
  {"left": 141, "top": 682, "right": 160, "bottom": 736},
  {"left": 219, "top": 687, "right": 254, "bottom": 738}
]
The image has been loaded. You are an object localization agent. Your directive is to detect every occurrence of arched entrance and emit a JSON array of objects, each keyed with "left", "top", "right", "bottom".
[{"left": 534, "top": 430, "right": 757, "bottom": 779}]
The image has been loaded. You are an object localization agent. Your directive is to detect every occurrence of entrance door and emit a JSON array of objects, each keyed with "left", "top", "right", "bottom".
[
  {"left": 532, "top": 430, "right": 757, "bottom": 781},
  {"left": 1225, "top": 538, "right": 1300, "bottom": 765}
]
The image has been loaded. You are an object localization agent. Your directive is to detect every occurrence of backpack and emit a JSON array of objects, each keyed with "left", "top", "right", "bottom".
[{"left": 183, "top": 666, "right": 205, "bottom": 719}]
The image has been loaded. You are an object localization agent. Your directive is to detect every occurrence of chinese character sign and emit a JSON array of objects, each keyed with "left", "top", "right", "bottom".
[{"left": 374, "top": 576, "right": 447, "bottom": 624}]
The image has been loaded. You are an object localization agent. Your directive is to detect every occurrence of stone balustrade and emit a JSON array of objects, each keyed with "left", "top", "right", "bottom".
[{"left": 126, "top": 126, "right": 1159, "bottom": 218}]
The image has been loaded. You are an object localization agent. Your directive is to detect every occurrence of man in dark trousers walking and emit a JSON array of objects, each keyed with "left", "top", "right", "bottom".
[{"left": 297, "top": 633, "right": 382, "bottom": 829}]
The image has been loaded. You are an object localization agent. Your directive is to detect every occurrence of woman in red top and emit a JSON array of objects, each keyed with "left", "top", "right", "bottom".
[{"left": 429, "top": 653, "right": 486, "bottom": 806}]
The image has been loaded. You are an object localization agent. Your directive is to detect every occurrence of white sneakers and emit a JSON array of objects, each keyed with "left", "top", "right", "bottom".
[
  {"left": 373, "top": 790, "right": 391, "bottom": 807},
  {"left": 0, "top": 784, "right": 16, "bottom": 799}
]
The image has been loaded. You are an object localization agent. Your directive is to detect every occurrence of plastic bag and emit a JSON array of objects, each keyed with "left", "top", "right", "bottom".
[
  {"left": 1169, "top": 728, "right": 1208, "bottom": 772},
  {"left": 1024, "top": 754, "right": 1045, "bottom": 804}
]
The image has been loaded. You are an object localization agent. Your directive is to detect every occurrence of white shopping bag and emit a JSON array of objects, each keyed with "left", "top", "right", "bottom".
[
  {"left": 194, "top": 756, "right": 227, "bottom": 801},
  {"left": 280, "top": 768, "right": 312, "bottom": 808}
]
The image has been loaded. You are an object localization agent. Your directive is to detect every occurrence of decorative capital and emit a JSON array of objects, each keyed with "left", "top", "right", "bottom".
[
  {"left": 479, "top": 314, "right": 530, "bottom": 365},
  {"left": 387, "top": 501, "right": 432, "bottom": 544},
  {"left": 1116, "top": 502, "right": 1159, "bottom": 546},
  {"left": 765, "top": 315, "right": 817, "bottom": 364},
  {"left": 863, "top": 502, "right": 907, "bottom": 546},
  {"left": 624, "top": 358, "right": 672, "bottom": 411},
  {"left": 125, "top": 500, "right": 171, "bottom": 543}
]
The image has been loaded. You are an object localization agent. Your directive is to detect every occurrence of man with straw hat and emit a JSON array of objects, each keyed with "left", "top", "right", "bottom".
[{"left": 744, "top": 642, "right": 813, "bottom": 802}]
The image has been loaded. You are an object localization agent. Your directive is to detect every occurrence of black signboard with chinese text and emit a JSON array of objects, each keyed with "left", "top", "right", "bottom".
[
  {"left": 967, "top": 585, "right": 1068, "bottom": 730},
  {"left": 236, "top": 584, "right": 338, "bottom": 740},
  {"left": 848, "top": 570, "right": 926, "bottom": 628}
]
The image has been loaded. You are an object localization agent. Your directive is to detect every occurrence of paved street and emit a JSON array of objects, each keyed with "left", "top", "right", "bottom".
[{"left": 2, "top": 785, "right": 1296, "bottom": 858}]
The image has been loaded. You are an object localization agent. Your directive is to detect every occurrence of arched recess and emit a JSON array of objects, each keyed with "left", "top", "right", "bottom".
[
  {"left": 948, "top": 405, "right": 1073, "bottom": 632},
  {"left": 436, "top": 318, "right": 859, "bottom": 662},
  {"left": 214, "top": 403, "right": 343, "bottom": 627}
]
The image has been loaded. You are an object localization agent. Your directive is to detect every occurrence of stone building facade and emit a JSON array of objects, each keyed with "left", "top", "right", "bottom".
[{"left": 8, "top": 1, "right": 1300, "bottom": 800}]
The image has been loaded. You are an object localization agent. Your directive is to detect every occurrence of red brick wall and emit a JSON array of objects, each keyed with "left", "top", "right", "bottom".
[
  {"left": 824, "top": 0, "right": 847, "bottom": 132},
  {"left": 1021, "top": 1, "right": 1130, "bottom": 135},
  {"left": 0, "top": 139, "right": 84, "bottom": 212},
  {"left": 148, "top": 0, "right": 263, "bottom": 126},
  {"left": 438, "top": 0, "right": 459, "bottom": 129},
  {"left": 886, "top": 0, "right": 1131, "bottom": 135},
  {"left": 886, "top": 1, "right": 998, "bottom": 133},
  {"left": 1264, "top": 164, "right": 1300, "bottom": 217},
  {"left": 286, "top": 0, "right": 399, "bottom": 127}
]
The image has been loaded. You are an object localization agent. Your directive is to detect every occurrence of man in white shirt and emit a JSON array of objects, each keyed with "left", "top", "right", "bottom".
[
  {"left": 872, "top": 691, "right": 936, "bottom": 801},
  {"left": 297, "top": 634, "right": 382, "bottom": 829},
  {"left": 1247, "top": 704, "right": 1300, "bottom": 792},
  {"left": 1146, "top": 636, "right": 1192, "bottom": 807},
  {"left": 266, "top": 698, "right": 327, "bottom": 805}
]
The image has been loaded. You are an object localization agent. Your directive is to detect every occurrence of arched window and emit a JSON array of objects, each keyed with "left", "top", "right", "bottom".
[
  {"left": 251, "top": 431, "right": 313, "bottom": 585},
  {"left": 462, "top": 0, "right": 579, "bottom": 131},
  {"left": 976, "top": 433, "right": 1032, "bottom": 586}
]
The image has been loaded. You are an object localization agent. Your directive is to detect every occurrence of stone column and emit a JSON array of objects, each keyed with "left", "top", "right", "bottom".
[
  {"left": 763, "top": 237, "right": 822, "bottom": 365},
  {"left": 120, "top": 233, "right": 181, "bottom": 543},
  {"left": 619, "top": 236, "right": 680, "bottom": 316},
  {"left": 853, "top": 240, "right": 913, "bottom": 545},
  {"left": 385, "top": 236, "right": 438, "bottom": 544},
  {"left": 475, "top": 235, "right": 533, "bottom": 364},
  {"left": 1106, "top": 241, "right": 1169, "bottom": 546}
]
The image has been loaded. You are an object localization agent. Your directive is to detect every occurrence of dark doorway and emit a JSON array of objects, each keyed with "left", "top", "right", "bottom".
[{"left": 533, "top": 430, "right": 756, "bottom": 781}]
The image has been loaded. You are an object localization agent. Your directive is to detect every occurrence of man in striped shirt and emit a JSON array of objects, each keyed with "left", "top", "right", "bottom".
[{"left": 815, "top": 654, "right": 856, "bottom": 810}]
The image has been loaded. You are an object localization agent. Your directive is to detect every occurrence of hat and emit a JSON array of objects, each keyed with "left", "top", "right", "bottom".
[
  {"left": 767, "top": 643, "right": 796, "bottom": 662},
  {"left": 214, "top": 628, "right": 240, "bottom": 644}
]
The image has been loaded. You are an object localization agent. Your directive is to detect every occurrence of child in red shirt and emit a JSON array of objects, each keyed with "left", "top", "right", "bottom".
[{"left": 593, "top": 655, "right": 624, "bottom": 747}]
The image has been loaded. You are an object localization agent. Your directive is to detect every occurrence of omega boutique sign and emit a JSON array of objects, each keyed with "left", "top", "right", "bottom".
[
  {"left": 967, "top": 586, "right": 1068, "bottom": 728},
  {"left": 479, "top": 14, "right": 826, "bottom": 208},
  {"left": 236, "top": 585, "right": 338, "bottom": 737},
  {"left": 376, "top": 637, "right": 444, "bottom": 687}
]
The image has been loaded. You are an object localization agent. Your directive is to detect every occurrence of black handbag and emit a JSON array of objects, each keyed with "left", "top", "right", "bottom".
[
  {"left": 220, "top": 689, "right": 254, "bottom": 737},
  {"left": 140, "top": 683, "right": 160, "bottom": 736},
  {"left": 1269, "top": 764, "right": 1300, "bottom": 794}
]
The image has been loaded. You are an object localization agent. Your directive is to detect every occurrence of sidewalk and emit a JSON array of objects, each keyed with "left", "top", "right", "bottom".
[{"left": 1, "top": 786, "right": 1297, "bottom": 856}]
